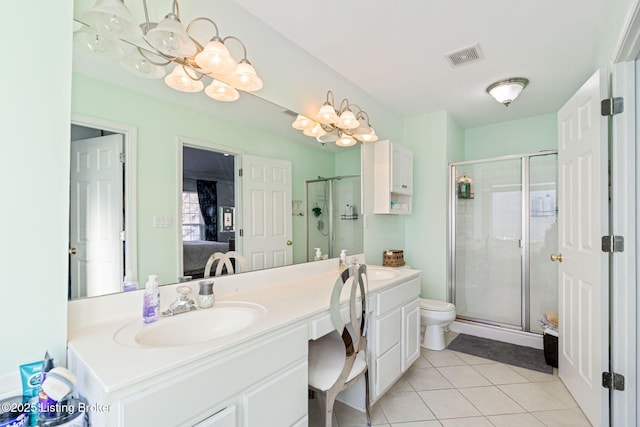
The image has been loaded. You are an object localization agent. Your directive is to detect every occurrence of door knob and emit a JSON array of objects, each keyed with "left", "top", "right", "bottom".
[
  {"left": 550, "top": 253, "right": 563, "bottom": 262},
  {"left": 286, "top": 240, "right": 293, "bottom": 246},
  {"left": 69, "top": 247, "right": 77, "bottom": 255}
]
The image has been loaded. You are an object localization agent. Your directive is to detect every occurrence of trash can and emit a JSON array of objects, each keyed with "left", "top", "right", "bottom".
[{"left": 543, "top": 328, "right": 558, "bottom": 368}]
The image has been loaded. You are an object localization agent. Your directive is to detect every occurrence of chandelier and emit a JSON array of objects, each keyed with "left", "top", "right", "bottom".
[
  {"left": 291, "top": 91, "right": 379, "bottom": 147},
  {"left": 76, "top": 0, "right": 263, "bottom": 102}
]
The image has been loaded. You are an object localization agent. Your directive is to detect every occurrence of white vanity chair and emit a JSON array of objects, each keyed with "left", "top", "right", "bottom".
[
  {"left": 204, "top": 250, "right": 248, "bottom": 277},
  {"left": 308, "top": 264, "right": 371, "bottom": 427},
  {"left": 419, "top": 298, "right": 456, "bottom": 350}
]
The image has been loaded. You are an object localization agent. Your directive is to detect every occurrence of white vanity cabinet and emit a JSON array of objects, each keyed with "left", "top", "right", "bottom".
[
  {"left": 68, "top": 324, "right": 308, "bottom": 427},
  {"left": 369, "top": 276, "right": 421, "bottom": 401},
  {"left": 374, "top": 139, "right": 413, "bottom": 214}
]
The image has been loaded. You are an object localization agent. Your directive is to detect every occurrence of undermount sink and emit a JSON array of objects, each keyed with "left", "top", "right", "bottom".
[
  {"left": 114, "top": 301, "right": 267, "bottom": 348},
  {"left": 366, "top": 266, "right": 401, "bottom": 281}
]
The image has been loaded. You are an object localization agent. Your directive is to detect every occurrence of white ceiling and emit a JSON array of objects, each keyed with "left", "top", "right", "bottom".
[{"left": 232, "top": 0, "right": 610, "bottom": 128}]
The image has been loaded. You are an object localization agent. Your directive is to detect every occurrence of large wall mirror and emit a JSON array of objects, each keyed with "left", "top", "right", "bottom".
[{"left": 70, "top": 4, "right": 364, "bottom": 300}]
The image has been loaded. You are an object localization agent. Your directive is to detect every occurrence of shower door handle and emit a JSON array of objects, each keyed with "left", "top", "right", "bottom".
[{"left": 550, "top": 253, "right": 563, "bottom": 262}]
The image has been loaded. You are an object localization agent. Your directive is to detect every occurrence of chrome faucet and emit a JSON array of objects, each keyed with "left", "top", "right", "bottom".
[{"left": 162, "top": 285, "right": 197, "bottom": 316}]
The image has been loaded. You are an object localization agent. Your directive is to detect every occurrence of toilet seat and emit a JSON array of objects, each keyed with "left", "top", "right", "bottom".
[{"left": 420, "top": 298, "right": 455, "bottom": 312}]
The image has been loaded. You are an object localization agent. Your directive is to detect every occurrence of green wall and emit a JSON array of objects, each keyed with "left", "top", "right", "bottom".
[
  {"left": 464, "top": 113, "right": 558, "bottom": 160},
  {"left": 72, "top": 74, "right": 342, "bottom": 282}
]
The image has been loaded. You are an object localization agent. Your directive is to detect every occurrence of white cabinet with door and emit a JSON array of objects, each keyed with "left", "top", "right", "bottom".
[
  {"left": 369, "top": 276, "right": 421, "bottom": 401},
  {"left": 374, "top": 140, "right": 413, "bottom": 214},
  {"left": 69, "top": 324, "right": 308, "bottom": 427}
]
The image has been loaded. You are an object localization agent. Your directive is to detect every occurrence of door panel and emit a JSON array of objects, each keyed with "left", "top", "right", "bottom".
[
  {"left": 241, "top": 155, "right": 292, "bottom": 270},
  {"left": 557, "top": 69, "right": 608, "bottom": 426},
  {"left": 69, "top": 134, "right": 124, "bottom": 298}
]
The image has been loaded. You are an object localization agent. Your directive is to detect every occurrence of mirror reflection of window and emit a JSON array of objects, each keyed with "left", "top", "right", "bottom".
[{"left": 182, "top": 191, "right": 204, "bottom": 241}]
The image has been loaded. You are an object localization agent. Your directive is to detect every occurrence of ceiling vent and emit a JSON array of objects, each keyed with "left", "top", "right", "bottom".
[{"left": 446, "top": 44, "right": 484, "bottom": 67}]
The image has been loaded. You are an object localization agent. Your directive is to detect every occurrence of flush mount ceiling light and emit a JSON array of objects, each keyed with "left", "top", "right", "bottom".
[
  {"left": 77, "top": 0, "right": 263, "bottom": 102},
  {"left": 291, "top": 91, "right": 379, "bottom": 147},
  {"left": 486, "top": 78, "right": 529, "bottom": 107}
]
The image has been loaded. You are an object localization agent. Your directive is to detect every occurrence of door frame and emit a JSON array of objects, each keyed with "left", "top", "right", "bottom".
[
  {"left": 610, "top": 0, "right": 640, "bottom": 424},
  {"left": 70, "top": 113, "right": 138, "bottom": 290},
  {"left": 176, "top": 136, "right": 244, "bottom": 276}
]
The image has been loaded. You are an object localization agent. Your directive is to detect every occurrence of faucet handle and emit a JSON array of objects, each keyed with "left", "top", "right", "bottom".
[{"left": 176, "top": 285, "right": 192, "bottom": 300}]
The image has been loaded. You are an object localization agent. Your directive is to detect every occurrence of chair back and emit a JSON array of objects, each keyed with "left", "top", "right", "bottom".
[
  {"left": 329, "top": 264, "right": 369, "bottom": 359},
  {"left": 204, "top": 251, "right": 248, "bottom": 277}
]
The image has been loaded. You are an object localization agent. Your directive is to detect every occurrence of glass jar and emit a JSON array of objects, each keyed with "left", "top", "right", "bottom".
[{"left": 198, "top": 280, "right": 215, "bottom": 309}]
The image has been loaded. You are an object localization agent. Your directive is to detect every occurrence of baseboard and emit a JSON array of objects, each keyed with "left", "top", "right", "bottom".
[{"left": 450, "top": 320, "right": 543, "bottom": 350}]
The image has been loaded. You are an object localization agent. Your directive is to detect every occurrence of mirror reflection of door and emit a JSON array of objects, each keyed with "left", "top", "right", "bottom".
[
  {"left": 241, "top": 155, "right": 293, "bottom": 270},
  {"left": 69, "top": 129, "right": 124, "bottom": 298},
  {"left": 181, "top": 146, "right": 237, "bottom": 279}
]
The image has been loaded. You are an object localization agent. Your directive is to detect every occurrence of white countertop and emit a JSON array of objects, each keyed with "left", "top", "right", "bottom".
[{"left": 67, "top": 261, "right": 420, "bottom": 394}]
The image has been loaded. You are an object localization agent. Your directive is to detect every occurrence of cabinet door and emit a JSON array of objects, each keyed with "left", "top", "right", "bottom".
[
  {"left": 402, "top": 299, "right": 421, "bottom": 371},
  {"left": 374, "top": 343, "right": 402, "bottom": 398},
  {"left": 391, "top": 144, "right": 413, "bottom": 195},
  {"left": 243, "top": 361, "right": 307, "bottom": 427}
]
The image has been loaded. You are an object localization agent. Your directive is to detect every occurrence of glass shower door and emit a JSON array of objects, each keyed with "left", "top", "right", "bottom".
[
  {"left": 528, "top": 154, "right": 558, "bottom": 333},
  {"left": 453, "top": 159, "right": 523, "bottom": 328}
]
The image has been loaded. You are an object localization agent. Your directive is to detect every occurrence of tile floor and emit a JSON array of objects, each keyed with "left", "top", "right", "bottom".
[{"left": 308, "top": 333, "right": 591, "bottom": 427}]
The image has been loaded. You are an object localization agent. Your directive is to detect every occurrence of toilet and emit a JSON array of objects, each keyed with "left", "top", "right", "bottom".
[{"left": 419, "top": 298, "right": 456, "bottom": 350}]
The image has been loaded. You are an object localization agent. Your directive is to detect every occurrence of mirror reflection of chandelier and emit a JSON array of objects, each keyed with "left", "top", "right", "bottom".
[
  {"left": 291, "top": 91, "right": 379, "bottom": 147},
  {"left": 76, "top": 0, "right": 263, "bottom": 102}
]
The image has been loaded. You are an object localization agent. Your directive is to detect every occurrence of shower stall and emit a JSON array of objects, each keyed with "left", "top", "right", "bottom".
[
  {"left": 306, "top": 175, "right": 363, "bottom": 261},
  {"left": 449, "top": 151, "right": 558, "bottom": 335}
]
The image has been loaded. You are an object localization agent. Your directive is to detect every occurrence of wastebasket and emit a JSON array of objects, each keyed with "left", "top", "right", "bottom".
[{"left": 543, "top": 328, "right": 558, "bottom": 368}]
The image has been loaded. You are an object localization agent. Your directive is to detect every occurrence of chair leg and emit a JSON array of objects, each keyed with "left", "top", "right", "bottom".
[
  {"left": 364, "top": 370, "right": 372, "bottom": 426},
  {"left": 316, "top": 392, "right": 337, "bottom": 427}
]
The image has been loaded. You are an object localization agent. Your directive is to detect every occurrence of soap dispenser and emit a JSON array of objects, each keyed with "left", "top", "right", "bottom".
[
  {"left": 143, "top": 274, "right": 160, "bottom": 323},
  {"left": 338, "top": 249, "right": 347, "bottom": 273},
  {"left": 314, "top": 248, "right": 322, "bottom": 261},
  {"left": 122, "top": 269, "right": 138, "bottom": 292}
]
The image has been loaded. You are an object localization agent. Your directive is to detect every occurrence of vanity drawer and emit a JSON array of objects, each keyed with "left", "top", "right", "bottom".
[
  {"left": 309, "top": 300, "right": 362, "bottom": 340},
  {"left": 375, "top": 277, "right": 420, "bottom": 315}
]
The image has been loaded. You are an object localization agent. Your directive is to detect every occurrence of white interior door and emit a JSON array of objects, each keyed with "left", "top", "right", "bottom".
[
  {"left": 69, "top": 134, "right": 124, "bottom": 298},
  {"left": 557, "top": 69, "right": 609, "bottom": 426},
  {"left": 241, "top": 155, "right": 292, "bottom": 270}
]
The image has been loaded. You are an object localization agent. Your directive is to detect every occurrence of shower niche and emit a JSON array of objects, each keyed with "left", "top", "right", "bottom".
[{"left": 449, "top": 152, "right": 558, "bottom": 334}]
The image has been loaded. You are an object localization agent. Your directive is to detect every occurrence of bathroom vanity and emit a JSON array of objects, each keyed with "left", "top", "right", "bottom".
[{"left": 67, "top": 258, "right": 420, "bottom": 426}]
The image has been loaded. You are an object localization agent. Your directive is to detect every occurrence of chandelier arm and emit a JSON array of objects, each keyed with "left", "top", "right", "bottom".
[
  {"left": 173, "top": 0, "right": 180, "bottom": 18},
  {"left": 186, "top": 17, "right": 221, "bottom": 41},
  {"left": 338, "top": 98, "right": 351, "bottom": 114},
  {"left": 141, "top": 0, "right": 153, "bottom": 34},
  {"left": 223, "top": 35, "right": 248, "bottom": 60},
  {"left": 136, "top": 46, "right": 172, "bottom": 66},
  {"left": 326, "top": 90, "right": 335, "bottom": 107},
  {"left": 181, "top": 64, "right": 205, "bottom": 81}
]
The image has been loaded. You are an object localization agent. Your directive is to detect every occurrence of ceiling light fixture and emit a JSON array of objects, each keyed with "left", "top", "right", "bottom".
[
  {"left": 486, "top": 77, "right": 529, "bottom": 107},
  {"left": 292, "top": 91, "right": 379, "bottom": 147},
  {"left": 78, "top": 0, "right": 263, "bottom": 101}
]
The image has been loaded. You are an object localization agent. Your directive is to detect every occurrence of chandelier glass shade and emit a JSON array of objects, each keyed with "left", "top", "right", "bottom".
[
  {"left": 77, "top": 0, "right": 263, "bottom": 102},
  {"left": 292, "top": 91, "right": 379, "bottom": 147}
]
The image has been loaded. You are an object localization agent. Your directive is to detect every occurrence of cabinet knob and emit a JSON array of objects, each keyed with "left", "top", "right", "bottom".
[
  {"left": 286, "top": 240, "right": 293, "bottom": 246},
  {"left": 69, "top": 247, "right": 77, "bottom": 255}
]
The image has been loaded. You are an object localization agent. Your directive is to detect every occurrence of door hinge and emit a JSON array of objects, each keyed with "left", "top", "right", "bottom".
[
  {"left": 601, "top": 235, "right": 624, "bottom": 253},
  {"left": 119, "top": 152, "right": 125, "bottom": 163},
  {"left": 602, "top": 371, "right": 625, "bottom": 391},
  {"left": 601, "top": 97, "right": 624, "bottom": 116},
  {"left": 239, "top": 168, "right": 243, "bottom": 177},
  {"left": 239, "top": 228, "right": 244, "bottom": 237}
]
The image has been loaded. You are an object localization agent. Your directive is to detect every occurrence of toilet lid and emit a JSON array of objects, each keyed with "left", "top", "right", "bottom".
[{"left": 420, "top": 298, "right": 455, "bottom": 312}]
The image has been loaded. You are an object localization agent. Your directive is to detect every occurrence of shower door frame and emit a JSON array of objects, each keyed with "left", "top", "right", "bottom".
[
  {"left": 305, "top": 174, "right": 361, "bottom": 260},
  {"left": 448, "top": 150, "right": 558, "bottom": 333}
]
